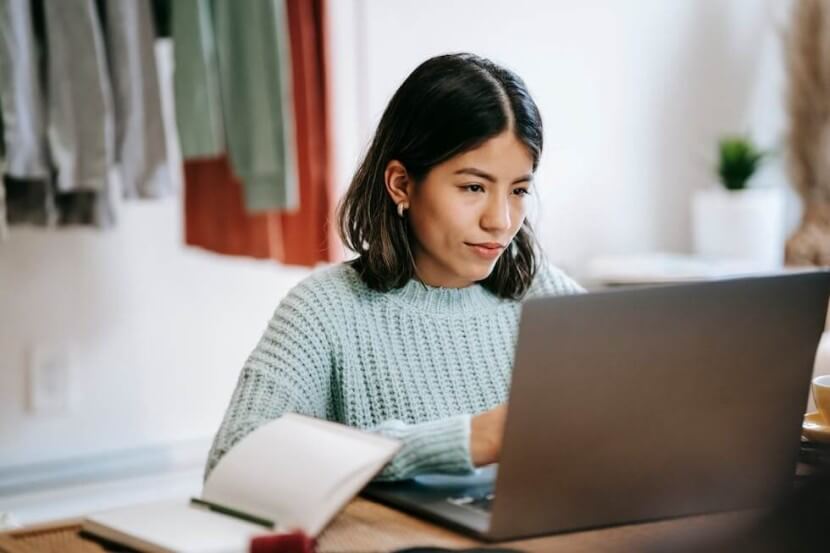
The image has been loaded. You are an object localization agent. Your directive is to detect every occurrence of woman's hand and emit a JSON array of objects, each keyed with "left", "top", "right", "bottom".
[{"left": 470, "top": 403, "right": 508, "bottom": 466}]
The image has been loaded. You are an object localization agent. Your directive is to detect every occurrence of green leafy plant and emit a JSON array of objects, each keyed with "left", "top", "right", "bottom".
[{"left": 717, "top": 136, "right": 766, "bottom": 191}]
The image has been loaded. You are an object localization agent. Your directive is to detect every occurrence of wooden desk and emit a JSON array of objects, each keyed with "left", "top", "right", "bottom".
[{"left": 0, "top": 497, "right": 758, "bottom": 553}]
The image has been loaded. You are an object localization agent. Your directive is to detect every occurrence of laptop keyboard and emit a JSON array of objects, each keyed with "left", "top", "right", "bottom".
[{"left": 447, "top": 491, "right": 495, "bottom": 512}]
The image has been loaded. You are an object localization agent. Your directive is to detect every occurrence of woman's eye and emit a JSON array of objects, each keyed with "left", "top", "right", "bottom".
[
  {"left": 463, "top": 184, "right": 484, "bottom": 193},
  {"left": 513, "top": 188, "right": 530, "bottom": 197}
]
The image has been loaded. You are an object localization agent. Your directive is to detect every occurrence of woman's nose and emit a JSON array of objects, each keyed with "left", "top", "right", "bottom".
[{"left": 481, "top": 195, "right": 511, "bottom": 231}]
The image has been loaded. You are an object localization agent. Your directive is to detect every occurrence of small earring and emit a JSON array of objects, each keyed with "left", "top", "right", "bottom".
[{"left": 397, "top": 202, "right": 408, "bottom": 218}]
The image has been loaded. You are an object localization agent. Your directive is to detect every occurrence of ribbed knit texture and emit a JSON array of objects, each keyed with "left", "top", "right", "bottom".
[{"left": 206, "top": 261, "right": 584, "bottom": 481}]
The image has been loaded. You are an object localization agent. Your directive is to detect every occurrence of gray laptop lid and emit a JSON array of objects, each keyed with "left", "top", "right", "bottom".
[{"left": 488, "top": 271, "right": 830, "bottom": 541}]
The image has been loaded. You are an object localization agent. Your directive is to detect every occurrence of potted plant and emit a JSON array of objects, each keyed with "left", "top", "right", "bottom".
[{"left": 691, "top": 135, "right": 785, "bottom": 269}]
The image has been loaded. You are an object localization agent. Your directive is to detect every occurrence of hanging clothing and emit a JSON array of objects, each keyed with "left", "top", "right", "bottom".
[
  {"left": 0, "top": 0, "right": 55, "bottom": 228},
  {"left": 0, "top": 0, "right": 171, "bottom": 229},
  {"left": 0, "top": 177, "right": 6, "bottom": 241},
  {"left": 0, "top": 0, "right": 50, "bottom": 179},
  {"left": 213, "top": 0, "right": 298, "bottom": 213},
  {"left": 177, "top": 0, "right": 334, "bottom": 267},
  {"left": 184, "top": 156, "right": 286, "bottom": 260},
  {"left": 39, "top": 0, "right": 118, "bottom": 227},
  {"left": 0, "top": 111, "right": 6, "bottom": 240},
  {"left": 279, "top": 0, "right": 334, "bottom": 266},
  {"left": 172, "top": 0, "right": 299, "bottom": 212},
  {"left": 3, "top": 176, "right": 54, "bottom": 225},
  {"left": 101, "top": 0, "right": 171, "bottom": 199},
  {"left": 150, "top": 0, "right": 171, "bottom": 38},
  {"left": 171, "top": 0, "right": 224, "bottom": 160},
  {"left": 42, "top": 0, "right": 115, "bottom": 196}
]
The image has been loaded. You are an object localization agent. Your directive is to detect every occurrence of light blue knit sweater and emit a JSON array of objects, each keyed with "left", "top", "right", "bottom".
[{"left": 206, "top": 261, "right": 584, "bottom": 481}]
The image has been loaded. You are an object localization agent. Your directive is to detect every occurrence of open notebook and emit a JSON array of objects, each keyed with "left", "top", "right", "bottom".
[{"left": 81, "top": 414, "right": 401, "bottom": 553}]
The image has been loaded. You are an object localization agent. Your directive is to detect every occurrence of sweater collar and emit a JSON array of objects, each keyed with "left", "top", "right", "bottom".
[{"left": 388, "top": 277, "right": 505, "bottom": 315}]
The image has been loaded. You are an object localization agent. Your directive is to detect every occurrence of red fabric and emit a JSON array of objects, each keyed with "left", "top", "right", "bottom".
[
  {"left": 183, "top": 0, "right": 337, "bottom": 267},
  {"left": 183, "top": 156, "right": 285, "bottom": 260},
  {"left": 281, "top": 0, "right": 335, "bottom": 266}
]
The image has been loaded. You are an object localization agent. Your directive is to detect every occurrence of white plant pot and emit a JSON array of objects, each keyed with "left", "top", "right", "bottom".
[{"left": 691, "top": 187, "right": 785, "bottom": 269}]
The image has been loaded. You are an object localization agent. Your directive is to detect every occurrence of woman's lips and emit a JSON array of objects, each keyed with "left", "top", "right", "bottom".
[{"left": 466, "top": 242, "right": 504, "bottom": 259}]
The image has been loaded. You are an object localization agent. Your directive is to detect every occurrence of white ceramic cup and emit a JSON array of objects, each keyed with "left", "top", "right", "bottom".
[{"left": 812, "top": 375, "right": 830, "bottom": 424}]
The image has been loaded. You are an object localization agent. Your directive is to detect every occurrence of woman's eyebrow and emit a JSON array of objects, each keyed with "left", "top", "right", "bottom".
[{"left": 454, "top": 167, "right": 532, "bottom": 184}]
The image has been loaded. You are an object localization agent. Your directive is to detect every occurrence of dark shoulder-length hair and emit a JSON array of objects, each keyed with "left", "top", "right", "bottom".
[{"left": 336, "top": 53, "right": 544, "bottom": 300}]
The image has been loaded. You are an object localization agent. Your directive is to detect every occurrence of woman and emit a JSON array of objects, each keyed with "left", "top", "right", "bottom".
[{"left": 206, "top": 53, "right": 584, "bottom": 482}]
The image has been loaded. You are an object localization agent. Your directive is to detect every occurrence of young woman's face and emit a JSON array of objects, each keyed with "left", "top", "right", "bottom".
[{"left": 407, "top": 131, "right": 534, "bottom": 288}]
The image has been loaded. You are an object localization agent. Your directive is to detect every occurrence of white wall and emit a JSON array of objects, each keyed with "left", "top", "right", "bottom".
[
  {"left": 0, "top": 0, "right": 797, "bottom": 470},
  {"left": 346, "top": 0, "right": 795, "bottom": 276},
  {"left": 0, "top": 42, "right": 316, "bottom": 470},
  {"left": 0, "top": 203, "right": 312, "bottom": 468}
]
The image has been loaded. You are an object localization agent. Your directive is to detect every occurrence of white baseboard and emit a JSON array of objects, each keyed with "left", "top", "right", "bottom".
[{"left": 0, "top": 438, "right": 212, "bottom": 497}]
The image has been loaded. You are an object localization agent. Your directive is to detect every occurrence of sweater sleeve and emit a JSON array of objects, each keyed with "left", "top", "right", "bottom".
[
  {"left": 204, "top": 284, "right": 332, "bottom": 481},
  {"left": 369, "top": 414, "right": 475, "bottom": 481}
]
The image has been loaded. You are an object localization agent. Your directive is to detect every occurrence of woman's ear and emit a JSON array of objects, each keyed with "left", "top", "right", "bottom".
[{"left": 384, "top": 160, "right": 412, "bottom": 207}]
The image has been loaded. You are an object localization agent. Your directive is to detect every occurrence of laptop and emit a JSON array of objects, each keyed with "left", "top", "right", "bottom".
[{"left": 362, "top": 271, "right": 830, "bottom": 542}]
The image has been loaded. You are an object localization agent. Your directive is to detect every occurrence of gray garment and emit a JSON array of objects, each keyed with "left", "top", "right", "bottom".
[
  {"left": 0, "top": 180, "right": 6, "bottom": 240},
  {"left": 0, "top": 135, "right": 6, "bottom": 238},
  {"left": 103, "top": 0, "right": 170, "bottom": 199},
  {"left": 0, "top": 0, "right": 50, "bottom": 179},
  {"left": 0, "top": 0, "right": 170, "bottom": 228},
  {"left": 0, "top": 111, "right": 5, "bottom": 239},
  {"left": 3, "top": 175, "right": 55, "bottom": 225},
  {"left": 42, "top": 0, "right": 114, "bottom": 195},
  {"left": 0, "top": 0, "right": 54, "bottom": 229},
  {"left": 40, "top": 0, "right": 116, "bottom": 227},
  {"left": 171, "top": 0, "right": 224, "bottom": 159}
]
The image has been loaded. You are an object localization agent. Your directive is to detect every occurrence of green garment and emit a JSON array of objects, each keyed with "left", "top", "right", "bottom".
[
  {"left": 172, "top": 0, "right": 298, "bottom": 213},
  {"left": 171, "top": 0, "right": 224, "bottom": 159}
]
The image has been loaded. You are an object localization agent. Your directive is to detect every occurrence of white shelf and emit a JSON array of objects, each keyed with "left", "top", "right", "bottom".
[{"left": 587, "top": 252, "right": 810, "bottom": 286}]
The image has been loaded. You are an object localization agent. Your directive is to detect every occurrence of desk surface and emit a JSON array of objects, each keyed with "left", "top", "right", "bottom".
[{"left": 0, "top": 497, "right": 758, "bottom": 553}]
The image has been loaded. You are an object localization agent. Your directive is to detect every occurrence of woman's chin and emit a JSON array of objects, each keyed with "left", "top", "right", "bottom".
[{"left": 466, "top": 264, "right": 498, "bottom": 283}]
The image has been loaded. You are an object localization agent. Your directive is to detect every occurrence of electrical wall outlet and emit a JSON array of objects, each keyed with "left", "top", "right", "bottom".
[{"left": 26, "top": 344, "right": 76, "bottom": 415}]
